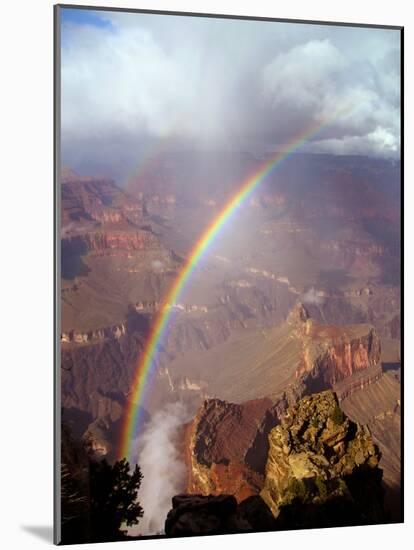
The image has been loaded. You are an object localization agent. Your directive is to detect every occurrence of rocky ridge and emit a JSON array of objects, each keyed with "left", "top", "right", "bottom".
[
  {"left": 182, "top": 306, "right": 386, "bottom": 502},
  {"left": 167, "top": 391, "right": 387, "bottom": 537}
]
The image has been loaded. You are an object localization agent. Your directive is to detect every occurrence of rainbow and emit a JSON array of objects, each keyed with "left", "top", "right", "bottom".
[{"left": 119, "top": 115, "right": 340, "bottom": 461}]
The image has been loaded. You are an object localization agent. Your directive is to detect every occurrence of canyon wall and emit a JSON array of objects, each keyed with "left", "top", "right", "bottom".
[
  {"left": 289, "top": 304, "right": 381, "bottom": 392},
  {"left": 62, "top": 229, "right": 162, "bottom": 256},
  {"left": 184, "top": 398, "right": 280, "bottom": 502}
]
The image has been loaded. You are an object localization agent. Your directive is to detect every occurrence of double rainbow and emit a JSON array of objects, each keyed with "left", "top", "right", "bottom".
[{"left": 119, "top": 116, "right": 337, "bottom": 461}]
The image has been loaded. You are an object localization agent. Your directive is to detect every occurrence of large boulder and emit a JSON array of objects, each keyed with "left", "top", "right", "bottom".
[
  {"left": 164, "top": 493, "right": 276, "bottom": 536},
  {"left": 164, "top": 494, "right": 245, "bottom": 536}
]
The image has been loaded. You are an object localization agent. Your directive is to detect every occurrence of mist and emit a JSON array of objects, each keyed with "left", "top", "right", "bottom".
[
  {"left": 129, "top": 402, "right": 190, "bottom": 536},
  {"left": 301, "top": 287, "right": 325, "bottom": 306}
]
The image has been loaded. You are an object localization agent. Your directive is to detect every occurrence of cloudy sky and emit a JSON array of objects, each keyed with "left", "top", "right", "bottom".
[{"left": 60, "top": 7, "right": 401, "bottom": 181}]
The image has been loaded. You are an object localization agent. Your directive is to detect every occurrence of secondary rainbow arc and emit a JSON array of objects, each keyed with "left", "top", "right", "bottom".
[{"left": 119, "top": 115, "right": 340, "bottom": 461}]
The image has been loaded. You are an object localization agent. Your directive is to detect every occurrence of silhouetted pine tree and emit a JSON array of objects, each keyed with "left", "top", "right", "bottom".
[
  {"left": 89, "top": 457, "right": 144, "bottom": 541},
  {"left": 60, "top": 423, "right": 144, "bottom": 543}
]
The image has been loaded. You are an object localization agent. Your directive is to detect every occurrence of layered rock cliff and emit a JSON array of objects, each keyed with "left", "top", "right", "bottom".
[
  {"left": 62, "top": 227, "right": 162, "bottom": 256},
  {"left": 184, "top": 398, "right": 284, "bottom": 501},
  {"left": 61, "top": 170, "right": 143, "bottom": 226},
  {"left": 290, "top": 303, "right": 381, "bottom": 392}
]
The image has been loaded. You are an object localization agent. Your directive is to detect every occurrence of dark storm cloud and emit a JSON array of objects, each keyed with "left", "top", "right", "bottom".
[{"left": 60, "top": 8, "right": 400, "bottom": 179}]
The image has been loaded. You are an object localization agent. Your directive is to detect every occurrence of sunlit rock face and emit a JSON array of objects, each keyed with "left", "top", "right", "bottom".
[{"left": 260, "top": 390, "right": 384, "bottom": 522}]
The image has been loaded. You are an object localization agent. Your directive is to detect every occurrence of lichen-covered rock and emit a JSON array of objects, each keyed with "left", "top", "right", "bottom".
[{"left": 260, "top": 390, "right": 385, "bottom": 523}]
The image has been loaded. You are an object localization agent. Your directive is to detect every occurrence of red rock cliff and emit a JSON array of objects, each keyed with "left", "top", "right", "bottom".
[
  {"left": 184, "top": 398, "right": 283, "bottom": 502},
  {"left": 62, "top": 228, "right": 161, "bottom": 255},
  {"left": 289, "top": 304, "right": 381, "bottom": 388}
]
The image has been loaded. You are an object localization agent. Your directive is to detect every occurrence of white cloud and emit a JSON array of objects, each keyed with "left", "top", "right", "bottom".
[
  {"left": 62, "top": 24, "right": 200, "bottom": 138},
  {"left": 262, "top": 37, "right": 400, "bottom": 157},
  {"left": 263, "top": 39, "right": 347, "bottom": 111},
  {"left": 308, "top": 125, "right": 399, "bottom": 157},
  {"left": 60, "top": 11, "right": 401, "bottom": 173}
]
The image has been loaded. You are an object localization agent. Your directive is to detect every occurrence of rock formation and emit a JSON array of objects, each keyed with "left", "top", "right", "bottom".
[
  {"left": 184, "top": 398, "right": 281, "bottom": 502},
  {"left": 167, "top": 391, "right": 387, "bottom": 536},
  {"left": 290, "top": 303, "right": 381, "bottom": 390},
  {"left": 62, "top": 228, "right": 162, "bottom": 256},
  {"left": 61, "top": 170, "right": 143, "bottom": 226},
  {"left": 260, "top": 390, "right": 385, "bottom": 524}
]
